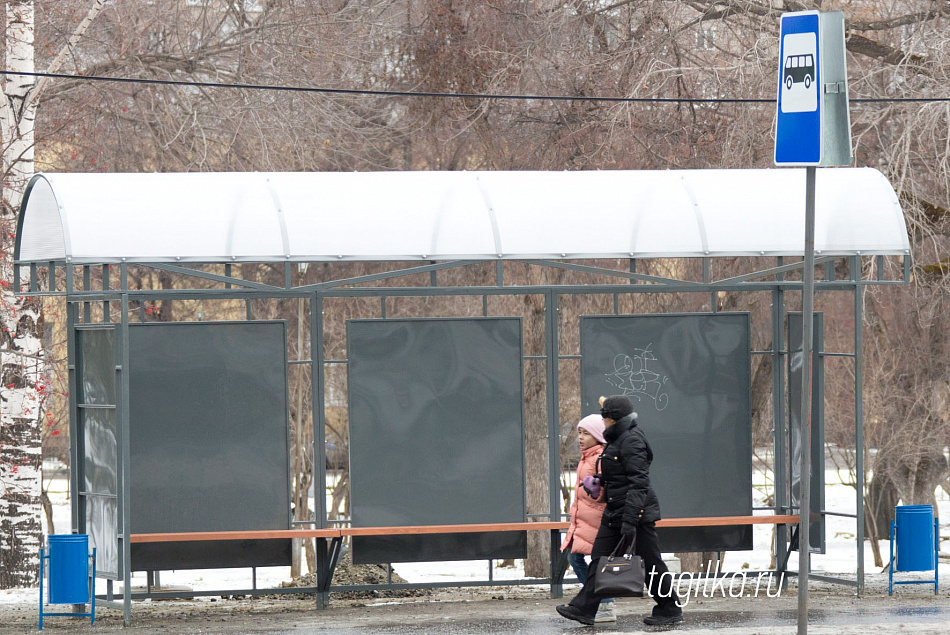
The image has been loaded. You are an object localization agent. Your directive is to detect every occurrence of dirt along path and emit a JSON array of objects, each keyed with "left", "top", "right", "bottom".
[{"left": 5, "top": 571, "right": 950, "bottom": 635}]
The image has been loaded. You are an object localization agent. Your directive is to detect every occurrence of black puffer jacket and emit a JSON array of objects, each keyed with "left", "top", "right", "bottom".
[{"left": 599, "top": 413, "right": 661, "bottom": 532}]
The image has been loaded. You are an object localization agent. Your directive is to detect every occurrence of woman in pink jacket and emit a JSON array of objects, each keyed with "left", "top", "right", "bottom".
[{"left": 560, "top": 414, "right": 615, "bottom": 622}]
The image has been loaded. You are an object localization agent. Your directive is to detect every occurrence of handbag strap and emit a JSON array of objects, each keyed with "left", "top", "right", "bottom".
[
  {"left": 607, "top": 529, "right": 639, "bottom": 558},
  {"left": 624, "top": 529, "right": 639, "bottom": 556}
]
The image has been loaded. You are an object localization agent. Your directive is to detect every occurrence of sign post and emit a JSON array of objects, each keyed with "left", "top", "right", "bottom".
[{"left": 774, "top": 10, "right": 852, "bottom": 635}]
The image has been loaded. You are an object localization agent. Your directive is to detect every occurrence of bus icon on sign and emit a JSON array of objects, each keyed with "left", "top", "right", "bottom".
[
  {"left": 779, "top": 31, "right": 818, "bottom": 114},
  {"left": 784, "top": 54, "right": 815, "bottom": 90}
]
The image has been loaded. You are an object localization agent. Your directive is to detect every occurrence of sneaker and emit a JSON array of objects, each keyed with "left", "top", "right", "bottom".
[
  {"left": 642, "top": 612, "right": 683, "bottom": 626},
  {"left": 556, "top": 604, "right": 596, "bottom": 626},
  {"left": 594, "top": 604, "right": 617, "bottom": 623}
]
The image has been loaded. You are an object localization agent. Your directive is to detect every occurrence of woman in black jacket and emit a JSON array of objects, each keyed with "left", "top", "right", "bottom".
[{"left": 556, "top": 395, "right": 683, "bottom": 626}]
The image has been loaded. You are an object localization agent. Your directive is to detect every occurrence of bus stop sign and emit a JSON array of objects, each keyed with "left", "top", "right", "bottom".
[{"left": 775, "top": 11, "right": 852, "bottom": 166}]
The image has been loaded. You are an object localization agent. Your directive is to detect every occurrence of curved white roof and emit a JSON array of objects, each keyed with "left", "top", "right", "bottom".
[{"left": 15, "top": 168, "right": 909, "bottom": 264}]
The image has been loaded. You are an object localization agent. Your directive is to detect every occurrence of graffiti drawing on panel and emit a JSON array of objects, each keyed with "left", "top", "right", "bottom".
[
  {"left": 581, "top": 313, "right": 753, "bottom": 552},
  {"left": 604, "top": 347, "right": 670, "bottom": 411}
]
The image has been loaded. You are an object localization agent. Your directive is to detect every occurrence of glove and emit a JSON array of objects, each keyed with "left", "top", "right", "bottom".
[
  {"left": 582, "top": 475, "right": 602, "bottom": 499},
  {"left": 621, "top": 522, "right": 637, "bottom": 543}
]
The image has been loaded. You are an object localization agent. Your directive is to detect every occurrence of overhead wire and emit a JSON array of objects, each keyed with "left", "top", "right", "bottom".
[{"left": 1, "top": 69, "right": 948, "bottom": 104}]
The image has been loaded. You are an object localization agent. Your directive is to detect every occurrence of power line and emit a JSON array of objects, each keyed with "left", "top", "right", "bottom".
[
  {"left": 1, "top": 69, "right": 765, "bottom": 103},
  {"left": 1, "top": 69, "right": 949, "bottom": 104}
]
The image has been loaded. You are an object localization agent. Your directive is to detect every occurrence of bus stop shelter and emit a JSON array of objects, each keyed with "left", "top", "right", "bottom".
[{"left": 14, "top": 168, "right": 910, "bottom": 624}]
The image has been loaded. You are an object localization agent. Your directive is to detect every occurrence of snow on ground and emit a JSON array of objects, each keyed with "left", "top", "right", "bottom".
[
  {"left": 2, "top": 463, "right": 947, "bottom": 604},
  {"left": 729, "top": 466, "right": 950, "bottom": 574}
]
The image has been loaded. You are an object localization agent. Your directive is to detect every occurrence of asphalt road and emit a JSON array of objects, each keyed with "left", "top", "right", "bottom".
[{"left": 6, "top": 578, "right": 950, "bottom": 634}]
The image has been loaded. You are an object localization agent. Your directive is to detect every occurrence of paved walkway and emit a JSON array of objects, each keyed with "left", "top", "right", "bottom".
[{"left": 6, "top": 576, "right": 949, "bottom": 634}]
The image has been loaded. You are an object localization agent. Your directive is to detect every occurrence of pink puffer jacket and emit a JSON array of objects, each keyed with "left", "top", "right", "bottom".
[{"left": 560, "top": 443, "right": 606, "bottom": 555}]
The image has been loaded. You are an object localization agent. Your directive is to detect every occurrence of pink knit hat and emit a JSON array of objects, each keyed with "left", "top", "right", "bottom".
[{"left": 577, "top": 414, "right": 606, "bottom": 445}]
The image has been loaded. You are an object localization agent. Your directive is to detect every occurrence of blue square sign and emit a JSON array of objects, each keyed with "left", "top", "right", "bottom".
[{"left": 775, "top": 12, "right": 821, "bottom": 165}]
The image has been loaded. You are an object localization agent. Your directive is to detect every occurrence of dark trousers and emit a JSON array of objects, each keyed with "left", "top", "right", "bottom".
[{"left": 568, "top": 521, "right": 680, "bottom": 617}]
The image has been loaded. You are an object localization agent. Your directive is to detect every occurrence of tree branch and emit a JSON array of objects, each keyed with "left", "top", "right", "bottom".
[
  {"left": 848, "top": 5, "right": 950, "bottom": 32},
  {"left": 846, "top": 32, "right": 926, "bottom": 69},
  {"left": 23, "top": 0, "right": 109, "bottom": 113},
  {"left": 902, "top": 191, "right": 950, "bottom": 226},
  {"left": 683, "top": 0, "right": 776, "bottom": 25},
  {"left": 672, "top": 0, "right": 944, "bottom": 72},
  {"left": 921, "top": 257, "right": 950, "bottom": 276}
]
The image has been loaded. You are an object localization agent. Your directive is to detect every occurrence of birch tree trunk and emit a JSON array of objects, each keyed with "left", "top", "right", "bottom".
[
  {"left": 1, "top": 0, "right": 106, "bottom": 588},
  {"left": 0, "top": 0, "right": 42, "bottom": 589}
]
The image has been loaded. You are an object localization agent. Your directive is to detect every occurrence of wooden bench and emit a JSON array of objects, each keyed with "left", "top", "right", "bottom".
[
  {"left": 129, "top": 529, "right": 342, "bottom": 543},
  {"left": 132, "top": 522, "right": 568, "bottom": 608},
  {"left": 130, "top": 514, "right": 799, "bottom": 608},
  {"left": 339, "top": 521, "right": 567, "bottom": 536},
  {"left": 127, "top": 515, "right": 800, "bottom": 543},
  {"left": 656, "top": 514, "right": 800, "bottom": 528}
]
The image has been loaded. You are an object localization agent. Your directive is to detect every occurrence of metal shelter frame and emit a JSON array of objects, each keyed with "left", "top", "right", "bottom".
[{"left": 13, "top": 170, "right": 911, "bottom": 625}]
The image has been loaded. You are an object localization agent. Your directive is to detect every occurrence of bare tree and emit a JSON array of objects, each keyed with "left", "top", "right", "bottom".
[
  {"left": 679, "top": 0, "right": 950, "bottom": 564},
  {"left": 1, "top": 0, "right": 110, "bottom": 589},
  {"left": 8, "top": 0, "right": 950, "bottom": 580}
]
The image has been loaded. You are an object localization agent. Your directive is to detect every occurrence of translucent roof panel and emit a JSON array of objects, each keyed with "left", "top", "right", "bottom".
[{"left": 15, "top": 168, "right": 909, "bottom": 265}]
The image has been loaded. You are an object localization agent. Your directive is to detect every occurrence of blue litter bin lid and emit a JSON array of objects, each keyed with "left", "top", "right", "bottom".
[{"left": 896, "top": 504, "right": 933, "bottom": 513}]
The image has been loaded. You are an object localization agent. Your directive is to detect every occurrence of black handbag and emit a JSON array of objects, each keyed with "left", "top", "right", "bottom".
[{"left": 592, "top": 534, "right": 645, "bottom": 598}]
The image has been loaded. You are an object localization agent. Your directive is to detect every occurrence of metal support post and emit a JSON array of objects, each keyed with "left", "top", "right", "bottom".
[
  {"left": 118, "top": 293, "right": 133, "bottom": 626},
  {"left": 550, "top": 528, "right": 566, "bottom": 598},
  {"left": 772, "top": 279, "right": 789, "bottom": 578},
  {"left": 66, "top": 303, "right": 81, "bottom": 532},
  {"left": 798, "top": 166, "right": 817, "bottom": 635},
  {"left": 544, "top": 291, "right": 562, "bottom": 597}
]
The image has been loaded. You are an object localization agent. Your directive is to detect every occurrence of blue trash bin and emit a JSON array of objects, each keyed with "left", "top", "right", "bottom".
[
  {"left": 895, "top": 505, "right": 935, "bottom": 572},
  {"left": 47, "top": 534, "right": 90, "bottom": 604},
  {"left": 889, "top": 504, "right": 939, "bottom": 595}
]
